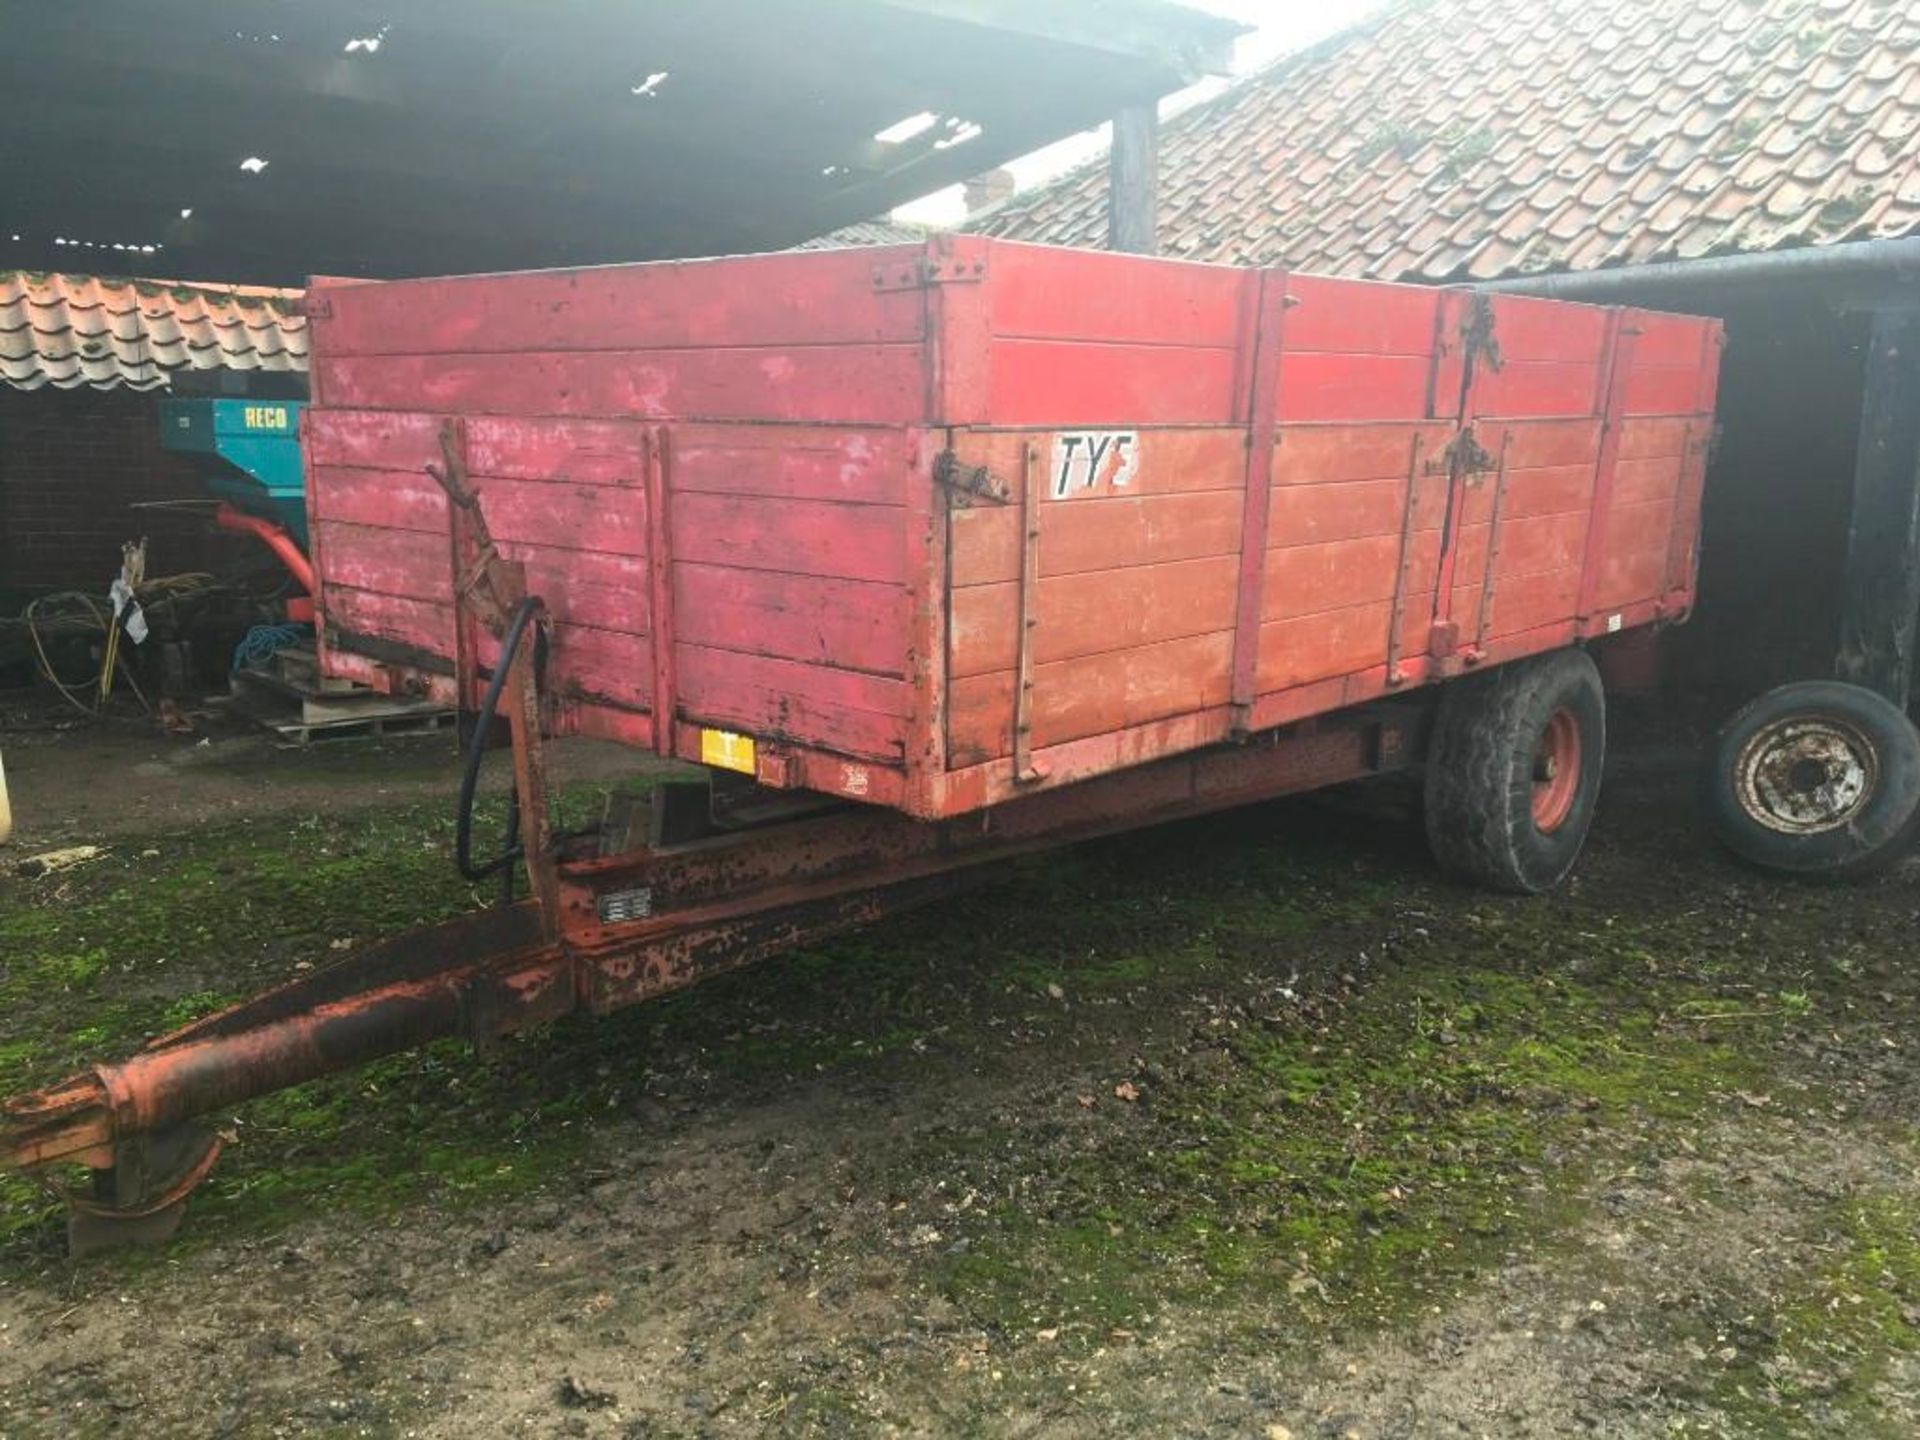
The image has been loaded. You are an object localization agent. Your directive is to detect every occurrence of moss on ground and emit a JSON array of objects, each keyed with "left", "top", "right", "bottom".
[
  {"left": 0, "top": 789, "right": 621, "bottom": 1253},
  {"left": 3, "top": 782, "right": 1917, "bottom": 1436}
]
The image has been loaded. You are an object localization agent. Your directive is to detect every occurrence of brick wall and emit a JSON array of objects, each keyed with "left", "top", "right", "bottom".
[{"left": 0, "top": 386, "right": 239, "bottom": 592}]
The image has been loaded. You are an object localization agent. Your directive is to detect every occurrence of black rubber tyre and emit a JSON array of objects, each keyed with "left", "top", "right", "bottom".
[
  {"left": 1703, "top": 680, "right": 1920, "bottom": 881},
  {"left": 1424, "top": 649, "right": 1606, "bottom": 894}
]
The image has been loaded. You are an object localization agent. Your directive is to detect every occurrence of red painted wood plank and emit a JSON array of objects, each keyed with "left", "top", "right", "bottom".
[
  {"left": 949, "top": 427, "right": 1245, "bottom": 499},
  {"left": 673, "top": 563, "right": 909, "bottom": 677},
  {"left": 322, "top": 584, "right": 451, "bottom": 658},
  {"left": 320, "top": 345, "right": 928, "bottom": 425},
  {"left": 1483, "top": 294, "right": 1612, "bottom": 361},
  {"left": 986, "top": 338, "right": 1241, "bottom": 425},
  {"left": 935, "top": 706, "right": 1242, "bottom": 817},
  {"left": 988, "top": 242, "right": 1246, "bottom": 347},
  {"left": 550, "top": 624, "right": 659, "bottom": 712},
  {"left": 951, "top": 488, "right": 1247, "bottom": 587},
  {"left": 946, "top": 631, "right": 1234, "bottom": 764},
  {"left": 323, "top": 582, "right": 657, "bottom": 713},
  {"left": 1616, "top": 416, "right": 1694, "bottom": 461},
  {"left": 1622, "top": 364, "right": 1709, "bottom": 416},
  {"left": 1255, "top": 596, "right": 1430, "bottom": 692},
  {"left": 948, "top": 555, "right": 1239, "bottom": 679},
  {"left": 313, "top": 519, "right": 649, "bottom": 632},
  {"left": 1281, "top": 275, "right": 1442, "bottom": 356},
  {"left": 1263, "top": 530, "right": 1444, "bottom": 621},
  {"left": 1272, "top": 422, "right": 1453, "bottom": 485},
  {"left": 1500, "top": 418, "right": 1604, "bottom": 469},
  {"left": 1266, "top": 475, "right": 1449, "bottom": 546},
  {"left": 948, "top": 507, "right": 1019, "bottom": 588},
  {"left": 1474, "top": 359, "right": 1602, "bottom": 418},
  {"left": 309, "top": 464, "right": 449, "bottom": 534},
  {"left": 1593, "top": 542, "right": 1674, "bottom": 612},
  {"left": 1275, "top": 353, "right": 1433, "bottom": 423},
  {"left": 1611, "top": 455, "right": 1685, "bottom": 506},
  {"left": 1451, "top": 567, "right": 1583, "bottom": 640},
  {"left": 311, "top": 466, "right": 648, "bottom": 555},
  {"left": 671, "top": 425, "right": 916, "bottom": 505},
  {"left": 671, "top": 492, "right": 907, "bottom": 584},
  {"left": 307, "top": 411, "right": 648, "bottom": 482},
  {"left": 1452, "top": 464, "right": 1594, "bottom": 527},
  {"left": 675, "top": 645, "right": 909, "bottom": 763},
  {"left": 310, "top": 249, "right": 926, "bottom": 356},
  {"left": 305, "top": 410, "right": 440, "bottom": 471},
  {"left": 1450, "top": 511, "right": 1590, "bottom": 582},
  {"left": 1626, "top": 311, "right": 1714, "bottom": 368}
]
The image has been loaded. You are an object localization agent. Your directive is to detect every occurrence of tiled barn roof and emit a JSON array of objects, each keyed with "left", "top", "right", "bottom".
[
  {"left": 975, "top": 0, "right": 1920, "bottom": 282},
  {"left": 0, "top": 272, "right": 308, "bottom": 392},
  {"left": 792, "top": 219, "right": 936, "bottom": 250}
]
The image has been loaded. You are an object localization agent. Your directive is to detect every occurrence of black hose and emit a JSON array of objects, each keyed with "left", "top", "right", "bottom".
[{"left": 455, "top": 596, "right": 544, "bottom": 889}]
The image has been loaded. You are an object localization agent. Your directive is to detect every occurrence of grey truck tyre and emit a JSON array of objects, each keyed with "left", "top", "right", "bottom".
[
  {"left": 1703, "top": 680, "right": 1920, "bottom": 881},
  {"left": 1424, "top": 649, "right": 1606, "bottom": 894}
]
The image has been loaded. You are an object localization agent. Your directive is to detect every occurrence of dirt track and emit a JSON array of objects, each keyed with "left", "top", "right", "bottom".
[{"left": 0, "top": 719, "right": 1915, "bottom": 1437}]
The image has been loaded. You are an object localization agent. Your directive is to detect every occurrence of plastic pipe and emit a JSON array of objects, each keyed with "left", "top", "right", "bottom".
[{"left": 212, "top": 503, "right": 314, "bottom": 596}]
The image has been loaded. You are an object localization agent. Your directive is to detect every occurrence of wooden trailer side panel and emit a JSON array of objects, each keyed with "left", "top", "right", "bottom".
[
  {"left": 306, "top": 410, "right": 660, "bottom": 745},
  {"left": 945, "top": 427, "right": 1247, "bottom": 766},
  {"left": 307, "top": 412, "right": 923, "bottom": 764},
  {"left": 936, "top": 269, "right": 1466, "bottom": 789},
  {"left": 304, "top": 246, "right": 943, "bottom": 770},
  {"left": 975, "top": 243, "right": 1252, "bottom": 427},
  {"left": 665, "top": 424, "right": 920, "bottom": 767},
  {"left": 300, "top": 240, "right": 1722, "bottom": 822},
  {"left": 934, "top": 257, "right": 1721, "bottom": 813},
  {"left": 1590, "top": 311, "right": 1724, "bottom": 619}
]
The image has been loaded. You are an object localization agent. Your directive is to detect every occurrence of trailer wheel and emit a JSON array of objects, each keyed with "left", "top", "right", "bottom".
[
  {"left": 1703, "top": 680, "right": 1920, "bottom": 880},
  {"left": 1424, "top": 649, "right": 1606, "bottom": 894}
]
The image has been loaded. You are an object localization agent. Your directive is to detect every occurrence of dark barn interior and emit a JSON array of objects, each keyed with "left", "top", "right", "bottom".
[{"left": 1496, "top": 244, "right": 1920, "bottom": 722}]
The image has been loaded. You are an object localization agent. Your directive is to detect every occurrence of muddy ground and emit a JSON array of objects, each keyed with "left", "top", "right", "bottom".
[{"left": 0, "top": 705, "right": 1915, "bottom": 1438}]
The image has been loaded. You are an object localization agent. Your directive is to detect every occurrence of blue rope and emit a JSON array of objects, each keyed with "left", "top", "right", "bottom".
[{"left": 232, "top": 622, "right": 310, "bottom": 673}]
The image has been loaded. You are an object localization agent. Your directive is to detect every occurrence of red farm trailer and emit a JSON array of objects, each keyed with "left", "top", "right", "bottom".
[{"left": 3, "top": 238, "right": 1723, "bottom": 1249}]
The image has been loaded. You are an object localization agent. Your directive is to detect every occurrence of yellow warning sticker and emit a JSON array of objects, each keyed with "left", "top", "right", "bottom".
[{"left": 700, "top": 728, "right": 757, "bottom": 775}]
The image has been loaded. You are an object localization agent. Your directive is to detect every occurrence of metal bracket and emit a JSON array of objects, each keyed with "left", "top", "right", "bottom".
[
  {"left": 1660, "top": 421, "right": 1699, "bottom": 597},
  {"left": 1469, "top": 429, "right": 1514, "bottom": 659},
  {"left": 1440, "top": 424, "right": 1498, "bottom": 479},
  {"left": 1461, "top": 291, "right": 1504, "bottom": 376},
  {"left": 1012, "top": 442, "right": 1046, "bottom": 784},
  {"left": 871, "top": 257, "right": 988, "bottom": 293},
  {"left": 1384, "top": 433, "right": 1428, "bottom": 688},
  {"left": 933, "top": 448, "right": 1010, "bottom": 505}
]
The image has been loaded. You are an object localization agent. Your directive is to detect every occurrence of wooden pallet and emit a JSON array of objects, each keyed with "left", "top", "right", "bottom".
[
  {"left": 228, "top": 647, "right": 452, "bottom": 744},
  {"left": 263, "top": 705, "right": 458, "bottom": 745}
]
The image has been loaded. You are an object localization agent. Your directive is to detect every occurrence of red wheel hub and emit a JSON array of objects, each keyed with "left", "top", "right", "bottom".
[{"left": 1531, "top": 707, "right": 1582, "bottom": 833}]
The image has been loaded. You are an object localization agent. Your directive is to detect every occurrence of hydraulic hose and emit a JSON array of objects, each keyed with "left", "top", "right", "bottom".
[{"left": 455, "top": 596, "right": 544, "bottom": 888}]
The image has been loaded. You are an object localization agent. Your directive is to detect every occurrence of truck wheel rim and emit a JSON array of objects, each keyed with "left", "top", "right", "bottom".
[
  {"left": 1734, "top": 715, "right": 1877, "bottom": 835},
  {"left": 1531, "top": 708, "right": 1582, "bottom": 833}
]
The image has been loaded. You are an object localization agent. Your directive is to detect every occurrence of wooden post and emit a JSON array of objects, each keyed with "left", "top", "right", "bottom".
[
  {"left": 1836, "top": 309, "right": 1920, "bottom": 706},
  {"left": 1108, "top": 105, "right": 1159, "bottom": 255}
]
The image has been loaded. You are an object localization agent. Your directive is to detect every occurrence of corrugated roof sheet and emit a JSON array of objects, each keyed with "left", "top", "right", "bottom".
[
  {"left": 0, "top": 273, "right": 308, "bottom": 392},
  {"left": 976, "top": 0, "right": 1920, "bottom": 282}
]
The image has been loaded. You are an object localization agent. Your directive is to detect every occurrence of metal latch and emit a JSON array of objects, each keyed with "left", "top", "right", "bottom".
[
  {"left": 933, "top": 449, "right": 1010, "bottom": 505},
  {"left": 1440, "top": 425, "right": 1497, "bottom": 479}
]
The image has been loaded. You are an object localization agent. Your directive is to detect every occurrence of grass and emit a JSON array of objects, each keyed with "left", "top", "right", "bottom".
[{"left": 3, "top": 778, "right": 1918, "bottom": 1436}]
